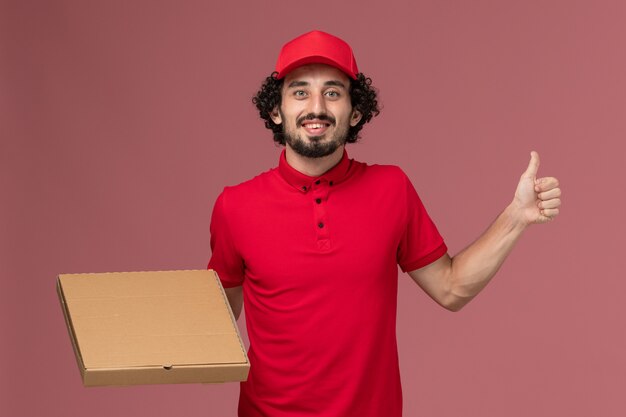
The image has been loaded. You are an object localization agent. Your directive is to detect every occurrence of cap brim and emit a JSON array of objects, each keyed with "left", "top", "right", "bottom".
[{"left": 276, "top": 55, "right": 358, "bottom": 80}]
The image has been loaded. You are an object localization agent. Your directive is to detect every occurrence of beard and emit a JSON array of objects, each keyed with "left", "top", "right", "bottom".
[{"left": 281, "top": 111, "right": 349, "bottom": 158}]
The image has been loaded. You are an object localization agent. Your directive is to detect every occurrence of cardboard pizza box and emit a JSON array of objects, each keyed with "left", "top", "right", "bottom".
[{"left": 57, "top": 269, "right": 249, "bottom": 386}]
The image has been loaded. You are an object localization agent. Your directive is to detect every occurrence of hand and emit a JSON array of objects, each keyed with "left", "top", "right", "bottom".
[{"left": 512, "top": 151, "right": 561, "bottom": 225}]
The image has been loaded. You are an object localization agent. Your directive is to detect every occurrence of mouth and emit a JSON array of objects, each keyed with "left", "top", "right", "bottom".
[
  {"left": 297, "top": 114, "right": 335, "bottom": 137},
  {"left": 301, "top": 121, "right": 331, "bottom": 136}
]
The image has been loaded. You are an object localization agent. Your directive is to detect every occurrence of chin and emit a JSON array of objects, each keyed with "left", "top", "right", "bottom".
[{"left": 306, "top": 135, "right": 326, "bottom": 142}]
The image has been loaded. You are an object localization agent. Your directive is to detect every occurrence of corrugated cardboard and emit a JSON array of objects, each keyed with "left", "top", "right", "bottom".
[{"left": 57, "top": 269, "right": 249, "bottom": 387}]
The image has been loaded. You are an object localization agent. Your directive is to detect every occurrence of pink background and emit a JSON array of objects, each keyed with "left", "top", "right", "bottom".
[{"left": 2, "top": 0, "right": 625, "bottom": 416}]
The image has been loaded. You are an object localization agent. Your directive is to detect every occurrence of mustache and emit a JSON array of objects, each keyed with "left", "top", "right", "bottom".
[{"left": 296, "top": 113, "right": 336, "bottom": 127}]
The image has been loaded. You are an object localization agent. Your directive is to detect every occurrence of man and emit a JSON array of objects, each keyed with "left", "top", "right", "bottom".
[{"left": 208, "top": 30, "right": 561, "bottom": 417}]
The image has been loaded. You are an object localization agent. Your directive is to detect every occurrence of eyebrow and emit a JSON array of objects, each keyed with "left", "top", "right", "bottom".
[
  {"left": 324, "top": 80, "right": 347, "bottom": 89},
  {"left": 287, "top": 81, "right": 309, "bottom": 88},
  {"left": 286, "top": 80, "right": 348, "bottom": 89}
]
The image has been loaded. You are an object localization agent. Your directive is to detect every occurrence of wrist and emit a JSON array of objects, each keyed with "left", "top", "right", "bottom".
[{"left": 504, "top": 201, "right": 530, "bottom": 232}]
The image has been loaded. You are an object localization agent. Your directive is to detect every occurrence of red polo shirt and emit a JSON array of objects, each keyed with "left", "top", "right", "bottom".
[{"left": 209, "top": 150, "right": 447, "bottom": 417}]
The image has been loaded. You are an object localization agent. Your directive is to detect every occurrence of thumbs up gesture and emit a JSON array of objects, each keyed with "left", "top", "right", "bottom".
[{"left": 512, "top": 151, "right": 561, "bottom": 225}]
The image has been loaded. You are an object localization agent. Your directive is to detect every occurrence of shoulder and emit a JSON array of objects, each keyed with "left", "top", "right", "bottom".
[
  {"left": 218, "top": 167, "right": 278, "bottom": 201},
  {"left": 358, "top": 162, "right": 411, "bottom": 187},
  {"left": 365, "top": 163, "right": 408, "bottom": 177}
]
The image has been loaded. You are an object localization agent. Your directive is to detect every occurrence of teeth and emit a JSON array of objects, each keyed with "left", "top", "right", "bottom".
[{"left": 304, "top": 123, "right": 325, "bottom": 129}]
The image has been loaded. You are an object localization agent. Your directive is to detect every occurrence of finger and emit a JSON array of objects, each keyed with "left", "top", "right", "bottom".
[
  {"left": 540, "top": 208, "right": 559, "bottom": 217},
  {"left": 538, "top": 198, "right": 561, "bottom": 209},
  {"left": 534, "top": 177, "right": 559, "bottom": 192},
  {"left": 522, "top": 151, "right": 540, "bottom": 178},
  {"left": 538, "top": 187, "right": 561, "bottom": 200}
]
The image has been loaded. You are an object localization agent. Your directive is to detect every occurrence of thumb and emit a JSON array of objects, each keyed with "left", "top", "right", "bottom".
[{"left": 522, "top": 151, "right": 540, "bottom": 179}]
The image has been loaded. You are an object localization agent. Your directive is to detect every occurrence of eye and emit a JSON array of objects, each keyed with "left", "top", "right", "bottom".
[
  {"left": 325, "top": 90, "right": 340, "bottom": 98},
  {"left": 294, "top": 90, "right": 307, "bottom": 98}
]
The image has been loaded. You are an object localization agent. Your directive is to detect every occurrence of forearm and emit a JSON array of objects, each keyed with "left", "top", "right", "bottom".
[
  {"left": 448, "top": 202, "right": 527, "bottom": 308},
  {"left": 411, "top": 152, "right": 561, "bottom": 311},
  {"left": 224, "top": 286, "right": 243, "bottom": 320}
]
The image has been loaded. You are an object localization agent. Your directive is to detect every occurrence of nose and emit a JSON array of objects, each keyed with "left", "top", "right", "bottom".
[{"left": 309, "top": 91, "right": 327, "bottom": 115}]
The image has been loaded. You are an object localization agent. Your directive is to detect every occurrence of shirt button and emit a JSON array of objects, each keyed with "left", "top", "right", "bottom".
[
  {"left": 315, "top": 198, "right": 322, "bottom": 204},
  {"left": 318, "top": 222, "right": 324, "bottom": 228},
  {"left": 315, "top": 180, "right": 321, "bottom": 185},
  {"left": 301, "top": 186, "right": 307, "bottom": 191},
  {"left": 329, "top": 181, "right": 334, "bottom": 186}
]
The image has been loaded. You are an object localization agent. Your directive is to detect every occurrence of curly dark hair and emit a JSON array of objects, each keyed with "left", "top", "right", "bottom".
[{"left": 252, "top": 71, "right": 380, "bottom": 145}]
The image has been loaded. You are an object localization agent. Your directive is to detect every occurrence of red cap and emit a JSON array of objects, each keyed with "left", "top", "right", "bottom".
[{"left": 275, "top": 30, "right": 359, "bottom": 80}]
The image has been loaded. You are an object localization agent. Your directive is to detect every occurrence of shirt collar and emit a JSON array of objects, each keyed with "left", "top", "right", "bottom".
[{"left": 278, "top": 148, "right": 353, "bottom": 193}]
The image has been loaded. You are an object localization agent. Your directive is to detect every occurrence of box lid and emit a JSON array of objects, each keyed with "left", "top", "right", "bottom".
[{"left": 57, "top": 269, "right": 248, "bottom": 385}]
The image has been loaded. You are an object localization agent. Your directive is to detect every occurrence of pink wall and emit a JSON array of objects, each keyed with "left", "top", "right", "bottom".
[{"left": 2, "top": 0, "right": 625, "bottom": 416}]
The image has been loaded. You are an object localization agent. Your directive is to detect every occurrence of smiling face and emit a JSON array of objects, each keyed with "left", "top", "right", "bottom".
[{"left": 271, "top": 64, "right": 362, "bottom": 158}]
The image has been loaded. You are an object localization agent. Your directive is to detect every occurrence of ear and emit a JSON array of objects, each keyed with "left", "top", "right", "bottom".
[
  {"left": 349, "top": 109, "right": 362, "bottom": 127},
  {"left": 270, "top": 107, "right": 282, "bottom": 125}
]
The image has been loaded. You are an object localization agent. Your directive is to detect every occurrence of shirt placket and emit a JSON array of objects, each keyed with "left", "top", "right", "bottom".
[{"left": 311, "top": 179, "right": 332, "bottom": 251}]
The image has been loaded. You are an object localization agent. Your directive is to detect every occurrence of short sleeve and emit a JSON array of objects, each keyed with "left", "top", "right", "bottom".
[
  {"left": 207, "top": 190, "right": 245, "bottom": 287},
  {"left": 397, "top": 172, "right": 447, "bottom": 272}
]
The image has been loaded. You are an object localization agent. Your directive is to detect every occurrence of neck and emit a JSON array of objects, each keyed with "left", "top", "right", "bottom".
[{"left": 285, "top": 145, "right": 345, "bottom": 177}]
